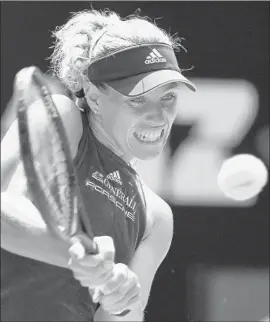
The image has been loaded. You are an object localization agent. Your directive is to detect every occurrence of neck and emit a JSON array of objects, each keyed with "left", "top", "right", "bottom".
[{"left": 88, "top": 112, "right": 134, "bottom": 164}]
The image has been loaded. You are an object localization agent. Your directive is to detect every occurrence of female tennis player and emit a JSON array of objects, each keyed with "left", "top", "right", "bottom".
[{"left": 1, "top": 9, "right": 196, "bottom": 321}]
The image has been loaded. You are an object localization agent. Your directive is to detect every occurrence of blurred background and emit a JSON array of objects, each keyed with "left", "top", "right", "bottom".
[{"left": 1, "top": 2, "right": 269, "bottom": 321}]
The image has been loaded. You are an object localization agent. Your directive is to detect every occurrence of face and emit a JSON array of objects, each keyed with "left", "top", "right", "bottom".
[{"left": 91, "top": 82, "right": 181, "bottom": 161}]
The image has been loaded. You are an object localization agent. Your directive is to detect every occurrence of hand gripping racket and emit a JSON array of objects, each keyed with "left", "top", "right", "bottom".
[{"left": 15, "top": 66, "right": 130, "bottom": 316}]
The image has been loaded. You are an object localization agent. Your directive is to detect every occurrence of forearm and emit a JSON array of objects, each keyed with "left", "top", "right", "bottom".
[
  {"left": 94, "top": 306, "right": 144, "bottom": 322},
  {"left": 1, "top": 192, "right": 70, "bottom": 268}
]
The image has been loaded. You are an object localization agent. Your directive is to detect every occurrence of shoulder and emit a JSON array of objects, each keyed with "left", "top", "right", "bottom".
[
  {"left": 51, "top": 94, "right": 83, "bottom": 135},
  {"left": 140, "top": 178, "right": 173, "bottom": 241},
  {"left": 51, "top": 94, "right": 81, "bottom": 121},
  {"left": 53, "top": 95, "right": 83, "bottom": 157}
]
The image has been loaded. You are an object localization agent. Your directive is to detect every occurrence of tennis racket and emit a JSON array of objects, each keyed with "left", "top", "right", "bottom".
[
  {"left": 16, "top": 66, "right": 97, "bottom": 255},
  {"left": 15, "top": 66, "right": 130, "bottom": 316}
]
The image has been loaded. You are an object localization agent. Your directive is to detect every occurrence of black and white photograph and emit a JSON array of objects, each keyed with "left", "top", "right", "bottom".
[{"left": 1, "top": 1, "right": 269, "bottom": 322}]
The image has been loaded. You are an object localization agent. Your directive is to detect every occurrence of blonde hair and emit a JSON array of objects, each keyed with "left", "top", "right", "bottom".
[{"left": 49, "top": 8, "right": 185, "bottom": 94}]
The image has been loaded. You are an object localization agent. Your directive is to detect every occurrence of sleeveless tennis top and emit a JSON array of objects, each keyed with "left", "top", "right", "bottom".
[{"left": 1, "top": 111, "right": 147, "bottom": 321}]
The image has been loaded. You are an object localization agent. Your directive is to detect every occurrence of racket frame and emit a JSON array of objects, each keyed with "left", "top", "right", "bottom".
[{"left": 16, "top": 67, "right": 96, "bottom": 253}]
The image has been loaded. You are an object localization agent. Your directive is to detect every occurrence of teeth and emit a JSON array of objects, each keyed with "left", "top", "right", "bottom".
[{"left": 135, "top": 129, "right": 163, "bottom": 143}]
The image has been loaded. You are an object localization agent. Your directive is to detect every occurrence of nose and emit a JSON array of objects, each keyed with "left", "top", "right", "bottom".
[{"left": 144, "top": 103, "right": 166, "bottom": 125}]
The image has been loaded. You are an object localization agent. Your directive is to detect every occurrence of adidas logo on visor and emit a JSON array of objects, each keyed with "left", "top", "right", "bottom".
[{"left": 145, "top": 48, "right": 167, "bottom": 64}]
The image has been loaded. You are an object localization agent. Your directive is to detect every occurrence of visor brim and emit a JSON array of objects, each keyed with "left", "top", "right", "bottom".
[{"left": 106, "top": 70, "right": 196, "bottom": 97}]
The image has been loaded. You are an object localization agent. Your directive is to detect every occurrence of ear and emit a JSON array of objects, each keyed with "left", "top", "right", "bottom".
[{"left": 84, "top": 84, "right": 102, "bottom": 114}]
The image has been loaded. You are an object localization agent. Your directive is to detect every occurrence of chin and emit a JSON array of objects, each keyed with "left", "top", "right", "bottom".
[{"left": 133, "top": 147, "right": 163, "bottom": 160}]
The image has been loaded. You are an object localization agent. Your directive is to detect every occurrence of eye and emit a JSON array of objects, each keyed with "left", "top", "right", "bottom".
[
  {"left": 127, "top": 96, "right": 147, "bottom": 108},
  {"left": 129, "top": 96, "right": 147, "bottom": 104},
  {"left": 162, "top": 93, "right": 177, "bottom": 102}
]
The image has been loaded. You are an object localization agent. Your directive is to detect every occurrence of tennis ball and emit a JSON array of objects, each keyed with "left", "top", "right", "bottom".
[{"left": 217, "top": 154, "right": 268, "bottom": 201}]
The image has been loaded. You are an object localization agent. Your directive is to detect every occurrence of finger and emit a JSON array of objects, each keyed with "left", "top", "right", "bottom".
[
  {"left": 101, "top": 277, "right": 139, "bottom": 305},
  {"left": 68, "top": 259, "right": 114, "bottom": 277},
  {"left": 102, "top": 273, "right": 126, "bottom": 295},
  {"left": 91, "top": 269, "right": 116, "bottom": 303},
  {"left": 101, "top": 282, "right": 140, "bottom": 308},
  {"left": 69, "top": 252, "right": 112, "bottom": 269},
  {"left": 74, "top": 276, "right": 93, "bottom": 288},
  {"left": 102, "top": 264, "right": 128, "bottom": 294},
  {"left": 92, "top": 288, "right": 102, "bottom": 304},
  {"left": 70, "top": 234, "right": 115, "bottom": 262},
  {"left": 98, "top": 267, "right": 115, "bottom": 282},
  {"left": 72, "top": 234, "right": 98, "bottom": 254},
  {"left": 71, "top": 267, "right": 114, "bottom": 286},
  {"left": 72, "top": 274, "right": 104, "bottom": 288},
  {"left": 69, "top": 235, "right": 115, "bottom": 269},
  {"left": 69, "top": 240, "right": 85, "bottom": 260},
  {"left": 81, "top": 254, "right": 114, "bottom": 269},
  {"left": 69, "top": 234, "right": 92, "bottom": 258},
  {"left": 106, "top": 294, "right": 141, "bottom": 315},
  {"left": 87, "top": 268, "right": 115, "bottom": 288},
  {"left": 93, "top": 236, "right": 115, "bottom": 265}
]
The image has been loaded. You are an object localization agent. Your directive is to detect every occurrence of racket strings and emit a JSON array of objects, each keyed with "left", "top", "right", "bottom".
[
  {"left": 18, "top": 68, "right": 79, "bottom": 240},
  {"left": 34, "top": 102, "right": 74, "bottom": 237}
]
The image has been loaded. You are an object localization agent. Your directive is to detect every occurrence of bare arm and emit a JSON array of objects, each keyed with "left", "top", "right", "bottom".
[
  {"left": 1, "top": 94, "right": 82, "bottom": 267},
  {"left": 94, "top": 188, "right": 174, "bottom": 321},
  {"left": 1, "top": 191, "right": 70, "bottom": 267}
]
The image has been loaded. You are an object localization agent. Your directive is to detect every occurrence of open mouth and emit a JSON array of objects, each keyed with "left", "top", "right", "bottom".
[{"left": 134, "top": 128, "right": 165, "bottom": 144}]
